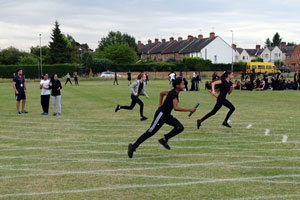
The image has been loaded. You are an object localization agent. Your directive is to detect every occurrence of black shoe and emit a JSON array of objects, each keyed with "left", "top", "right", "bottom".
[
  {"left": 222, "top": 122, "right": 232, "bottom": 128},
  {"left": 115, "top": 105, "right": 120, "bottom": 112},
  {"left": 158, "top": 138, "right": 171, "bottom": 150},
  {"left": 140, "top": 116, "right": 148, "bottom": 121},
  {"left": 197, "top": 119, "right": 202, "bottom": 129},
  {"left": 128, "top": 143, "right": 135, "bottom": 158}
]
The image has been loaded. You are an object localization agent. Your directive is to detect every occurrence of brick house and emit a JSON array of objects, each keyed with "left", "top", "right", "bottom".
[
  {"left": 138, "top": 32, "right": 234, "bottom": 63},
  {"left": 285, "top": 45, "right": 300, "bottom": 71}
]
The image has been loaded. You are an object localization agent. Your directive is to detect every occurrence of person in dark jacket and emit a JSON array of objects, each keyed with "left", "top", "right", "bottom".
[
  {"left": 50, "top": 74, "right": 62, "bottom": 116},
  {"left": 113, "top": 71, "right": 119, "bottom": 85}
]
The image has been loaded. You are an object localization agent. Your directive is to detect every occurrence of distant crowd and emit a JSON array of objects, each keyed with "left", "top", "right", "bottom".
[{"left": 206, "top": 71, "right": 300, "bottom": 91}]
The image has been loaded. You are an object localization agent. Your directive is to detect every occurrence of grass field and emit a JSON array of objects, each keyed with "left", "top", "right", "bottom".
[{"left": 0, "top": 78, "right": 300, "bottom": 200}]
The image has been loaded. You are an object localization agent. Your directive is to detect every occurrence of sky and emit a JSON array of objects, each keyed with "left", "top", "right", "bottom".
[{"left": 0, "top": 0, "right": 300, "bottom": 51}]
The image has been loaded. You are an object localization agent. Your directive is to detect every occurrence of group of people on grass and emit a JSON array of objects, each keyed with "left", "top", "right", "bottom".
[
  {"left": 12, "top": 69, "right": 78, "bottom": 116},
  {"left": 114, "top": 71, "right": 237, "bottom": 158},
  {"left": 206, "top": 71, "right": 300, "bottom": 91}
]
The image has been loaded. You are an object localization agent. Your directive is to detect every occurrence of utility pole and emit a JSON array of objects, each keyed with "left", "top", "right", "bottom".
[{"left": 39, "top": 34, "right": 43, "bottom": 76}]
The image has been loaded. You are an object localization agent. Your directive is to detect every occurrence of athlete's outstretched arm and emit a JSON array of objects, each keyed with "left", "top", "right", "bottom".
[
  {"left": 159, "top": 91, "right": 169, "bottom": 107},
  {"left": 173, "top": 98, "right": 196, "bottom": 112}
]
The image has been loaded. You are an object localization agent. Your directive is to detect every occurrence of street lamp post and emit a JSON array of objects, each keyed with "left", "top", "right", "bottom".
[
  {"left": 230, "top": 30, "right": 234, "bottom": 72},
  {"left": 39, "top": 34, "right": 43, "bottom": 76}
]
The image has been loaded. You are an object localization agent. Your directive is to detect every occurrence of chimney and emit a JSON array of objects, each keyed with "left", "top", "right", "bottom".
[
  {"left": 232, "top": 44, "right": 237, "bottom": 50},
  {"left": 137, "top": 41, "right": 144, "bottom": 49},
  {"left": 187, "top": 35, "right": 193, "bottom": 40},
  {"left": 162, "top": 39, "right": 166, "bottom": 43},
  {"left": 155, "top": 38, "right": 159, "bottom": 43},
  {"left": 256, "top": 45, "right": 261, "bottom": 50},
  {"left": 170, "top": 37, "right": 174, "bottom": 42},
  {"left": 209, "top": 32, "right": 215, "bottom": 38},
  {"left": 198, "top": 34, "right": 203, "bottom": 40},
  {"left": 178, "top": 37, "right": 183, "bottom": 42},
  {"left": 148, "top": 39, "right": 152, "bottom": 44},
  {"left": 281, "top": 42, "right": 286, "bottom": 47}
]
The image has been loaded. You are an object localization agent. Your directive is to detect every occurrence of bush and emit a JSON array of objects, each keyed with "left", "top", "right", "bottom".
[
  {"left": 89, "top": 58, "right": 113, "bottom": 73},
  {"left": 0, "top": 64, "right": 78, "bottom": 79}
]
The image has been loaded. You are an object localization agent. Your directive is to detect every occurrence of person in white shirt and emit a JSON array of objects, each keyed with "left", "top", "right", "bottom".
[
  {"left": 40, "top": 73, "right": 50, "bottom": 115},
  {"left": 168, "top": 71, "right": 176, "bottom": 88}
]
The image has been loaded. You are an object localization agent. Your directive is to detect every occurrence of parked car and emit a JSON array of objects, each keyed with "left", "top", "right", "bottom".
[
  {"left": 279, "top": 66, "right": 290, "bottom": 73},
  {"left": 99, "top": 72, "right": 122, "bottom": 78}
]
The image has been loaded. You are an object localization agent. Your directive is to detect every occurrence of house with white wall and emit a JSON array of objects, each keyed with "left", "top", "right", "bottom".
[
  {"left": 180, "top": 32, "right": 234, "bottom": 64},
  {"left": 260, "top": 46, "right": 284, "bottom": 63}
]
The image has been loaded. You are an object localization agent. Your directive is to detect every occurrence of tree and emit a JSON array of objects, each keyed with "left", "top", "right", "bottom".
[
  {"left": 102, "top": 43, "right": 137, "bottom": 64},
  {"left": 274, "top": 60, "right": 284, "bottom": 68},
  {"left": 49, "top": 21, "right": 72, "bottom": 64},
  {"left": 18, "top": 54, "right": 38, "bottom": 65},
  {"left": 287, "top": 42, "right": 297, "bottom": 46},
  {"left": 265, "top": 38, "right": 272, "bottom": 47},
  {"left": 251, "top": 57, "right": 263, "bottom": 62},
  {"left": 0, "top": 47, "right": 26, "bottom": 65},
  {"left": 30, "top": 46, "right": 51, "bottom": 64},
  {"left": 96, "top": 31, "right": 138, "bottom": 52},
  {"left": 272, "top": 32, "right": 282, "bottom": 47}
]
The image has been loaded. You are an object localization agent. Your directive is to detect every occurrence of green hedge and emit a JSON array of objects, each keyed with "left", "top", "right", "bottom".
[
  {"left": 110, "top": 61, "right": 246, "bottom": 72},
  {"left": 0, "top": 59, "right": 247, "bottom": 78},
  {"left": 0, "top": 64, "right": 78, "bottom": 78}
]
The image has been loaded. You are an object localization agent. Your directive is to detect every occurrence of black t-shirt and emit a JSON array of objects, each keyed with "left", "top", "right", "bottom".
[
  {"left": 13, "top": 75, "right": 25, "bottom": 93},
  {"left": 50, "top": 80, "right": 62, "bottom": 96},
  {"left": 127, "top": 72, "right": 131, "bottom": 79},
  {"left": 138, "top": 82, "right": 143, "bottom": 95},
  {"left": 160, "top": 89, "right": 179, "bottom": 114},
  {"left": 218, "top": 79, "right": 233, "bottom": 99}
]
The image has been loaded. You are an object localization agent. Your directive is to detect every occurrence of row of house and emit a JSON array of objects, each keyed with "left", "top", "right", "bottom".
[
  {"left": 137, "top": 32, "right": 300, "bottom": 71},
  {"left": 138, "top": 32, "right": 234, "bottom": 64},
  {"left": 234, "top": 43, "right": 300, "bottom": 71}
]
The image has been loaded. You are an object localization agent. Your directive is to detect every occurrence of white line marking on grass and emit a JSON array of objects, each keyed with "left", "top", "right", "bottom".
[
  {"left": 3, "top": 157, "right": 300, "bottom": 175},
  {"left": 228, "top": 193, "right": 300, "bottom": 200},
  {"left": 222, "top": 164, "right": 300, "bottom": 170},
  {"left": 246, "top": 124, "right": 252, "bottom": 129},
  {"left": 1, "top": 174, "right": 300, "bottom": 198},
  {"left": 282, "top": 135, "right": 288, "bottom": 143},
  {"left": 3, "top": 151, "right": 300, "bottom": 172},
  {"left": 265, "top": 129, "right": 270, "bottom": 136},
  {"left": 1, "top": 135, "right": 298, "bottom": 150}
]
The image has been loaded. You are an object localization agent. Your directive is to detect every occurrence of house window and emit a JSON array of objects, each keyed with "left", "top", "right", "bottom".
[
  {"left": 265, "top": 54, "right": 269, "bottom": 58},
  {"left": 243, "top": 56, "right": 245, "bottom": 60},
  {"left": 205, "top": 49, "right": 207, "bottom": 59},
  {"left": 214, "top": 55, "right": 217, "bottom": 63}
]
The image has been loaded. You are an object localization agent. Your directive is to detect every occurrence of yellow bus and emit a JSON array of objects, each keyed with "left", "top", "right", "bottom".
[{"left": 246, "top": 62, "right": 281, "bottom": 74}]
